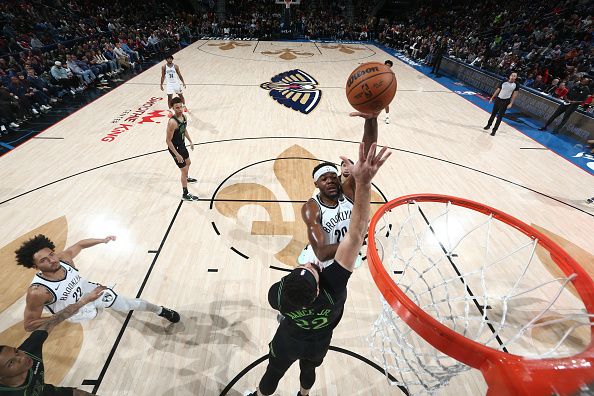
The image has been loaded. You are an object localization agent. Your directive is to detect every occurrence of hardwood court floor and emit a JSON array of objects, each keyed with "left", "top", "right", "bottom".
[{"left": 0, "top": 40, "right": 593, "bottom": 395}]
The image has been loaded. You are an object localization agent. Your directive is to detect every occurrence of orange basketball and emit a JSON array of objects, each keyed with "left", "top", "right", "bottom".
[{"left": 346, "top": 62, "right": 397, "bottom": 113}]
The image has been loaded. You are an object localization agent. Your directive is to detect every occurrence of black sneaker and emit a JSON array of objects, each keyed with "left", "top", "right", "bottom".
[
  {"left": 187, "top": 177, "right": 198, "bottom": 183},
  {"left": 490, "top": 130, "right": 496, "bottom": 136},
  {"left": 538, "top": 127, "right": 546, "bottom": 131},
  {"left": 182, "top": 193, "right": 199, "bottom": 201},
  {"left": 483, "top": 125, "right": 490, "bottom": 130},
  {"left": 159, "top": 306, "right": 180, "bottom": 323}
]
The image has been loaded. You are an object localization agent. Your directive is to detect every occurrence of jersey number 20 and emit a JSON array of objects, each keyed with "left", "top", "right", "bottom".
[{"left": 334, "top": 226, "right": 347, "bottom": 242}]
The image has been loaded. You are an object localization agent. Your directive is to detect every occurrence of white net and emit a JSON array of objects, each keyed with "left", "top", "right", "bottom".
[{"left": 368, "top": 199, "right": 594, "bottom": 395}]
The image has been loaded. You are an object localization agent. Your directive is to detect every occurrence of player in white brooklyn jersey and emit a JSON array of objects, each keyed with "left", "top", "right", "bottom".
[
  {"left": 160, "top": 55, "right": 187, "bottom": 115},
  {"left": 15, "top": 234, "right": 180, "bottom": 332},
  {"left": 299, "top": 111, "right": 380, "bottom": 268}
]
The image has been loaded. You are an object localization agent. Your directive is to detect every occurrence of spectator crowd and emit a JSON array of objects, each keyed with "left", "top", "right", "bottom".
[
  {"left": 0, "top": 0, "right": 198, "bottom": 135},
  {"left": 2, "top": 0, "right": 593, "bottom": 136},
  {"left": 378, "top": 0, "right": 593, "bottom": 112}
]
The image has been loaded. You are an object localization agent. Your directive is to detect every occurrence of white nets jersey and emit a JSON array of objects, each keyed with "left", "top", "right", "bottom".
[
  {"left": 30, "top": 261, "right": 115, "bottom": 322},
  {"left": 164, "top": 64, "right": 182, "bottom": 94},
  {"left": 165, "top": 64, "right": 179, "bottom": 85},
  {"left": 300, "top": 193, "right": 353, "bottom": 267}
]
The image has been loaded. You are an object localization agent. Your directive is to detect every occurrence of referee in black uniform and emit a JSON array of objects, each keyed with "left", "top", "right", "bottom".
[
  {"left": 483, "top": 72, "right": 520, "bottom": 136},
  {"left": 245, "top": 137, "right": 391, "bottom": 396},
  {"left": 539, "top": 77, "right": 591, "bottom": 134}
]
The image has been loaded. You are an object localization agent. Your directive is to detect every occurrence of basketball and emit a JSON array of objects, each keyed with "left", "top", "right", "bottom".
[{"left": 346, "top": 62, "right": 397, "bottom": 113}]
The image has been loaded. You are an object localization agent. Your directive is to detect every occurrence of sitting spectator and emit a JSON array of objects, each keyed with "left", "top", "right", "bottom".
[
  {"left": 26, "top": 68, "right": 61, "bottom": 100},
  {"left": 50, "top": 61, "right": 80, "bottom": 93},
  {"left": 546, "top": 78, "right": 560, "bottom": 95},
  {"left": 110, "top": 43, "right": 134, "bottom": 69},
  {"left": 119, "top": 40, "right": 140, "bottom": 63},
  {"left": 529, "top": 75, "right": 547, "bottom": 91},
  {"left": 66, "top": 54, "right": 96, "bottom": 85},
  {"left": 30, "top": 35, "right": 44, "bottom": 49},
  {"left": 91, "top": 50, "right": 119, "bottom": 75},
  {"left": 6, "top": 75, "right": 44, "bottom": 116},
  {"left": 0, "top": 86, "right": 25, "bottom": 132},
  {"left": 553, "top": 81, "right": 569, "bottom": 99}
]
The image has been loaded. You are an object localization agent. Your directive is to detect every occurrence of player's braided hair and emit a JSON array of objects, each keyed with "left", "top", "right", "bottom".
[{"left": 15, "top": 234, "right": 55, "bottom": 268}]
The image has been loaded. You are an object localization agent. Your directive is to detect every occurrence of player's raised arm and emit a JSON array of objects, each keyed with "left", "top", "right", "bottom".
[
  {"left": 343, "top": 112, "right": 380, "bottom": 195},
  {"left": 59, "top": 236, "right": 116, "bottom": 263},
  {"left": 335, "top": 142, "right": 391, "bottom": 272}
]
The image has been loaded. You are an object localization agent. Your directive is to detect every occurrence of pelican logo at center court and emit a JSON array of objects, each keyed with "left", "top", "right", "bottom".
[{"left": 260, "top": 69, "right": 322, "bottom": 114}]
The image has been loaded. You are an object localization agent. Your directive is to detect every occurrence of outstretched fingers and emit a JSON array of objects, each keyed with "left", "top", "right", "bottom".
[
  {"left": 366, "top": 142, "right": 378, "bottom": 163},
  {"left": 373, "top": 146, "right": 391, "bottom": 168}
]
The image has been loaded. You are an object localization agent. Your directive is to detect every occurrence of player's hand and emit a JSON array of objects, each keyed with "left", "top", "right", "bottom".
[
  {"left": 507, "top": 104, "right": 512, "bottom": 109},
  {"left": 103, "top": 235, "right": 116, "bottom": 243},
  {"left": 190, "top": 144, "right": 194, "bottom": 151},
  {"left": 80, "top": 286, "right": 107, "bottom": 304},
  {"left": 349, "top": 111, "right": 381, "bottom": 119},
  {"left": 176, "top": 154, "right": 183, "bottom": 163},
  {"left": 341, "top": 142, "right": 391, "bottom": 185},
  {"left": 160, "top": 85, "right": 164, "bottom": 91},
  {"left": 489, "top": 98, "right": 493, "bottom": 103}
]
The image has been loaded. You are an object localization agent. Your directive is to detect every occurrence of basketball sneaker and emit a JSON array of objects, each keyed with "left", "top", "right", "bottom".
[
  {"left": 385, "top": 115, "right": 390, "bottom": 124},
  {"left": 483, "top": 125, "right": 490, "bottom": 130},
  {"left": 243, "top": 392, "right": 257, "bottom": 396},
  {"left": 182, "top": 192, "right": 199, "bottom": 201},
  {"left": 158, "top": 306, "right": 180, "bottom": 323},
  {"left": 187, "top": 177, "right": 198, "bottom": 183},
  {"left": 586, "top": 197, "right": 594, "bottom": 204}
]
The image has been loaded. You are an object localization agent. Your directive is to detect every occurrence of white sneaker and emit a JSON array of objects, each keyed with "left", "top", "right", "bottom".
[
  {"left": 9, "top": 122, "right": 19, "bottom": 128},
  {"left": 32, "top": 108, "right": 39, "bottom": 115}
]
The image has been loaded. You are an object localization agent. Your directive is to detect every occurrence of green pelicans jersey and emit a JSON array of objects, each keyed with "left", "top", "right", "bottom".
[
  {"left": 269, "top": 260, "right": 352, "bottom": 340},
  {"left": 0, "top": 331, "right": 74, "bottom": 396}
]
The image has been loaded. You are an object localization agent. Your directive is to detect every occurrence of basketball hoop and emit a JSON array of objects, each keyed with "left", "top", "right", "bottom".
[{"left": 367, "top": 194, "right": 594, "bottom": 395}]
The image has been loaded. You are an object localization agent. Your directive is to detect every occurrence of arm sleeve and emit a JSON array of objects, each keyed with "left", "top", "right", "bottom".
[
  {"left": 321, "top": 261, "right": 352, "bottom": 294},
  {"left": 18, "top": 330, "right": 49, "bottom": 356},
  {"left": 514, "top": 83, "right": 520, "bottom": 92}
]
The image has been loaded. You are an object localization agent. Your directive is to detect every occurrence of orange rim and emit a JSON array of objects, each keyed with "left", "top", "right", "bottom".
[{"left": 367, "top": 194, "right": 594, "bottom": 395}]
